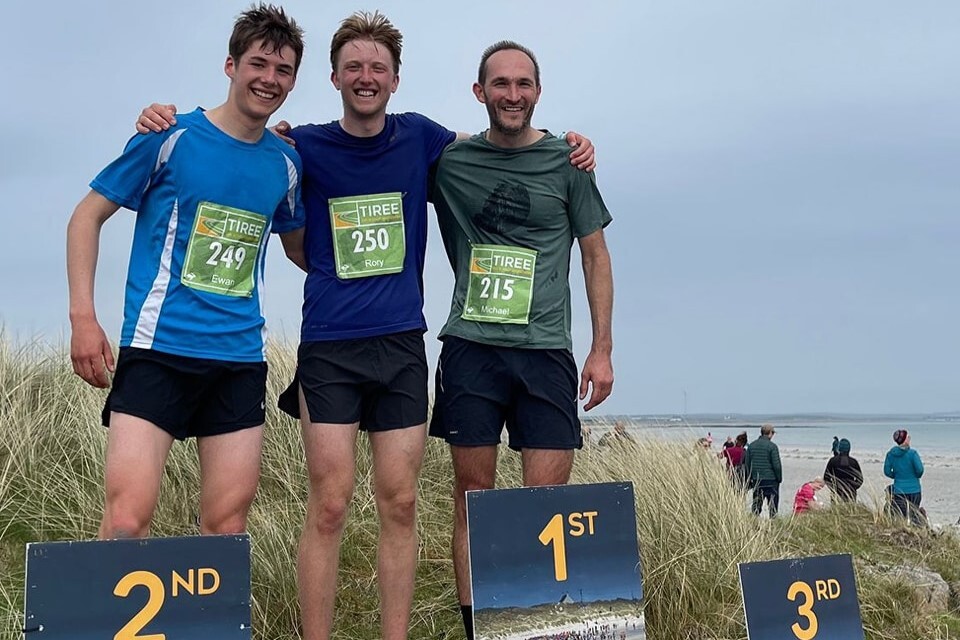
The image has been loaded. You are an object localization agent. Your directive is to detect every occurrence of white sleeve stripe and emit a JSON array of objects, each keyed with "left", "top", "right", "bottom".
[{"left": 284, "top": 154, "right": 298, "bottom": 218}]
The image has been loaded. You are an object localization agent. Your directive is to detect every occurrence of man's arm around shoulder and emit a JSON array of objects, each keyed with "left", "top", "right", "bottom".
[{"left": 578, "top": 228, "right": 613, "bottom": 411}]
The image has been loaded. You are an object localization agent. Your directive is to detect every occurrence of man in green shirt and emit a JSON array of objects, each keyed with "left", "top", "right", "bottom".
[{"left": 428, "top": 40, "right": 614, "bottom": 639}]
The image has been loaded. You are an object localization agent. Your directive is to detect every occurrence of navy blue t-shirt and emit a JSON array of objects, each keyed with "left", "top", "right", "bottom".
[{"left": 290, "top": 113, "right": 455, "bottom": 341}]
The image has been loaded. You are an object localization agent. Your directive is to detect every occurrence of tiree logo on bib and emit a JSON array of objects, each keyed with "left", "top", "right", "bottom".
[
  {"left": 329, "top": 192, "right": 405, "bottom": 279},
  {"left": 462, "top": 244, "right": 537, "bottom": 324},
  {"left": 182, "top": 202, "right": 266, "bottom": 298}
]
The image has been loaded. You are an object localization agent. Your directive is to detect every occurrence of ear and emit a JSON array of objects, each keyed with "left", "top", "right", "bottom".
[
  {"left": 472, "top": 82, "right": 485, "bottom": 104},
  {"left": 534, "top": 84, "right": 542, "bottom": 104},
  {"left": 331, "top": 69, "right": 341, "bottom": 91},
  {"left": 390, "top": 73, "right": 399, "bottom": 94},
  {"left": 225, "top": 55, "right": 236, "bottom": 81}
]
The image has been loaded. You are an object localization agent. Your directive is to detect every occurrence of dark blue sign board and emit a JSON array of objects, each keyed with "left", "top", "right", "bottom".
[
  {"left": 24, "top": 534, "right": 251, "bottom": 640},
  {"left": 467, "top": 482, "right": 643, "bottom": 640},
  {"left": 739, "top": 553, "right": 864, "bottom": 640}
]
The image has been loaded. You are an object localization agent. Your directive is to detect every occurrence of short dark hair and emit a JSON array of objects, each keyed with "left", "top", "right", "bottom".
[
  {"left": 330, "top": 11, "right": 402, "bottom": 74},
  {"left": 478, "top": 40, "right": 540, "bottom": 87},
  {"left": 229, "top": 4, "right": 305, "bottom": 73}
]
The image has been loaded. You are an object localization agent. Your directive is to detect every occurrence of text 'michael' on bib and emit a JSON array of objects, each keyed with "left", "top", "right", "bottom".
[
  {"left": 462, "top": 244, "right": 537, "bottom": 324},
  {"left": 328, "top": 192, "right": 406, "bottom": 279},
  {"left": 182, "top": 202, "right": 266, "bottom": 298}
]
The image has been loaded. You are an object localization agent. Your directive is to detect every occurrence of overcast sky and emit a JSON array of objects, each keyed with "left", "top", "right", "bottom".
[{"left": 2, "top": 1, "right": 957, "bottom": 415}]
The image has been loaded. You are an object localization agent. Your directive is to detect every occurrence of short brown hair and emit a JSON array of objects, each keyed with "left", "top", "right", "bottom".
[
  {"left": 229, "top": 4, "right": 305, "bottom": 73},
  {"left": 330, "top": 11, "right": 402, "bottom": 74},
  {"left": 478, "top": 40, "right": 540, "bottom": 87}
]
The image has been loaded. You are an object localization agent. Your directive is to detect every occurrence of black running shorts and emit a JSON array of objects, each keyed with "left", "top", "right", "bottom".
[
  {"left": 277, "top": 330, "right": 428, "bottom": 431},
  {"left": 102, "top": 347, "right": 267, "bottom": 440}
]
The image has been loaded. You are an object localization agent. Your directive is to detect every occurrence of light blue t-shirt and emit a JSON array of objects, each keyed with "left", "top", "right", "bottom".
[{"left": 91, "top": 109, "right": 305, "bottom": 362}]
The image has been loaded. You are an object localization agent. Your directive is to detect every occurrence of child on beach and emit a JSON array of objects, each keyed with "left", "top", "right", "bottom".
[{"left": 793, "top": 477, "right": 826, "bottom": 514}]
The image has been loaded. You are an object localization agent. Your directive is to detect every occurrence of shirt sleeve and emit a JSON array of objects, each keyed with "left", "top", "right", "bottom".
[
  {"left": 90, "top": 129, "right": 178, "bottom": 212},
  {"left": 272, "top": 146, "right": 306, "bottom": 234},
  {"left": 567, "top": 165, "right": 612, "bottom": 238}
]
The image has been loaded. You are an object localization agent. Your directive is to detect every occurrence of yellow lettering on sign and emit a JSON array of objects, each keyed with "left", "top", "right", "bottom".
[
  {"left": 198, "top": 568, "right": 221, "bottom": 595},
  {"left": 113, "top": 571, "right": 166, "bottom": 640},
  {"left": 787, "top": 580, "right": 819, "bottom": 640},
  {"left": 538, "top": 513, "right": 567, "bottom": 582}
]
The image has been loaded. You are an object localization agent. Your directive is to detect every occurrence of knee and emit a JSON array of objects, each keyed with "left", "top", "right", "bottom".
[
  {"left": 200, "top": 513, "right": 247, "bottom": 535},
  {"left": 101, "top": 506, "right": 150, "bottom": 539},
  {"left": 377, "top": 490, "right": 418, "bottom": 529},
  {"left": 306, "top": 494, "right": 352, "bottom": 536}
]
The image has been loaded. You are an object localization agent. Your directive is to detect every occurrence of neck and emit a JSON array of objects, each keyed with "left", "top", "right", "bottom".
[
  {"left": 484, "top": 125, "right": 544, "bottom": 149},
  {"left": 206, "top": 103, "right": 265, "bottom": 143},
  {"left": 340, "top": 111, "right": 387, "bottom": 138}
]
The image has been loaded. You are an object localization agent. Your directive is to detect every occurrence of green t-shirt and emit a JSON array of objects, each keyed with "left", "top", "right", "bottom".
[{"left": 431, "top": 132, "right": 612, "bottom": 350}]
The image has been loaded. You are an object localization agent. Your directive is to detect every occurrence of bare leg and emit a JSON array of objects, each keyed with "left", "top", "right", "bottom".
[
  {"left": 521, "top": 449, "right": 574, "bottom": 486},
  {"left": 197, "top": 426, "right": 263, "bottom": 534},
  {"left": 450, "top": 445, "right": 499, "bottom": 607},
  {"left": 99, "top": 413, "right": 174, "bottom": 538},
  {"left": 369, "top": 424, "right": 427, "bottom": 640},
  {"left": 298, "top": 391, "right": 359, "bottom": 640}
]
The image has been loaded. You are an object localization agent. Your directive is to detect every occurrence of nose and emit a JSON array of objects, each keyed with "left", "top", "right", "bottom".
[
  {"left": 506, "top": 83, "right": 521, "bottom": 102},
  {"left": 261, "top": 65, "right": 278, "bottom": 85}
]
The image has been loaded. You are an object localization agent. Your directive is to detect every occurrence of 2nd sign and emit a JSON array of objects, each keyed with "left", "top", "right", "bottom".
[
  {"left": 739, "top": 553, "right": 864, "bottom": 640},
  {"left": 24, "top": 535, "right": 251, "bottom": 639}
]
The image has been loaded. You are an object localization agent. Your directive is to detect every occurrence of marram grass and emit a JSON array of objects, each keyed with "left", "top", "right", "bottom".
[{"left": 1, "top": 337, "right": 958, "bottom": 639}]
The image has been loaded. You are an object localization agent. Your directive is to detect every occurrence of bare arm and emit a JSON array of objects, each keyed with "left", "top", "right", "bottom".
[
  {"left": 67, "top": 191, "right": 122, "bottom": 388},
  {"left": 280, "top": 228, "right": 307, "bottom": 273},
  {"left": 577, "top": 228, "right": 614, "bottom": 411}
]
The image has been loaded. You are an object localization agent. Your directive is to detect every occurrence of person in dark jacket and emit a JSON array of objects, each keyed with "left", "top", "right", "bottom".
[
  {"left": 823, "top": 438, "right": 863, "bottom": 502},
  {"left": 744, "top": 424, "right": 782, "bottom": 517},
  {"left": 831, "top": 435, "right": 840, "bottom": 456},
  {"left": 884, "top": 429, "right": 925, "bottom": 525}
]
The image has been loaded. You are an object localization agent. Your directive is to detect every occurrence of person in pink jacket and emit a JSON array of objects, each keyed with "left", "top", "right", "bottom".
[{"left": 793, "top": 477, "right": 826, "bottom": 514}]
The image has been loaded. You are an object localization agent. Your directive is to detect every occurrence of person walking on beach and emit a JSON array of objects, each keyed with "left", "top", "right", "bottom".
[
  {"left": 823, "top": 437, "right": 863, "bottom": 502},
  {"left": 428, "top": 40, "right": 614, "bottom": 639},
  {"left": 744, "top": 424, "right": 782, "bottom": 517},
  {"left": 831, "top": 435, "right": 840, "bottom": 456},
  {"left": 721, "top": 431, "right": 748, "bottom": 486},
  {"left": 884, "top": 429, "right": 925, "bottom": 525},
  {"left": 67, "top": 5, "right": 306, "bottom": 540}
]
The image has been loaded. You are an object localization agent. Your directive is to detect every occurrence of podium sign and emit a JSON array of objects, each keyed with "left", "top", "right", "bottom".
[
  {"left": 467, "top": 482, "right": 644, "bottom": 640},
  {"left": 739, "top": 553, "right": 864, "bottom": 640},
  {"left": 24, "top": 535, "right": 251, "bottom": 639}
]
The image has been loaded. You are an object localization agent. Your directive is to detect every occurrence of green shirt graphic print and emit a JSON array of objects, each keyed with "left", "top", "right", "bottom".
[
  {"left": 181, "top": 201, "right": 266, "bottom": 297},
  {"left": 329, "top": 192, "right": 406, "bottom": 279}
]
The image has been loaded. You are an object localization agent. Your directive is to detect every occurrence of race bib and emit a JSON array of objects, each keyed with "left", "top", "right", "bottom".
[
  {"left": 329, "top": 192, "right": 405, "bottom": 279},
  {"left": 462, "top": 244, "right": 537, "bottom": 324},
  {"left": 181, "top": 202, "right": 266, "bottom": 298}
]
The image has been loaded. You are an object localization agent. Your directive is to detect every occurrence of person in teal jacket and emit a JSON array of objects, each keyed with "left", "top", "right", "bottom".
[{"left": 884, "top": 429, "right": 925, "bottom": 525}]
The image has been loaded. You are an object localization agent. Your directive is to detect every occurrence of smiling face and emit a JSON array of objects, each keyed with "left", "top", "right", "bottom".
[
  {"left": 332, "top": 38, "right": 399, "bottom": 126},
  {"left": 473, "top": 48, "right": 541, "bottom": 141},
  {"left": 225, "top": 39, "right": 297, "bottom": 125}
]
